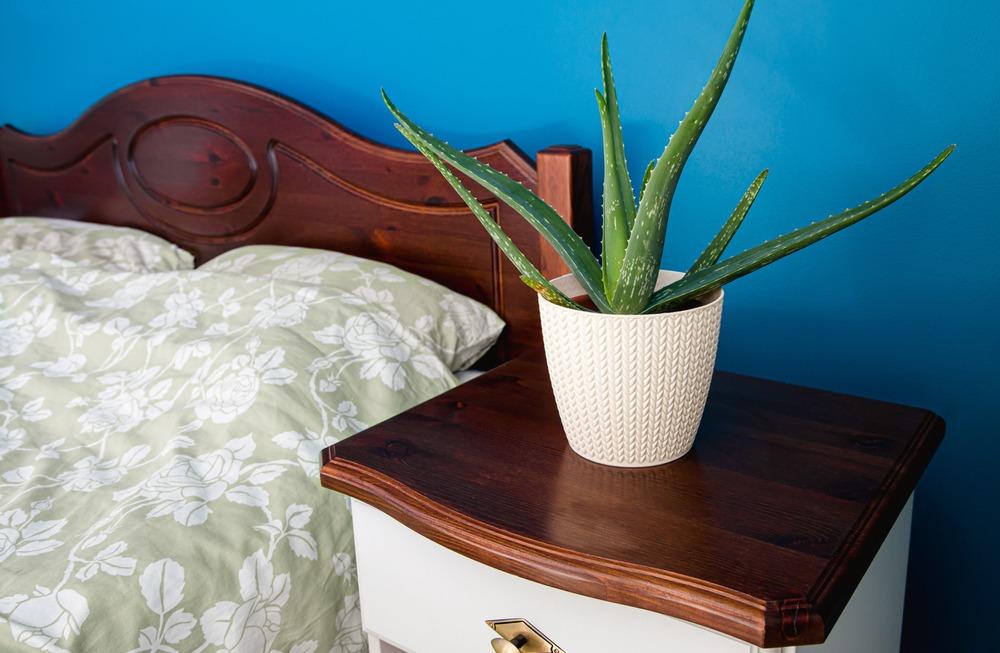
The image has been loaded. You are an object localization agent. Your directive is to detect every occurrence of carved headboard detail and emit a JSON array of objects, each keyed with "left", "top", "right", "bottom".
[{"left": 0, "top": 76, "right": 593, "bottom": 362}]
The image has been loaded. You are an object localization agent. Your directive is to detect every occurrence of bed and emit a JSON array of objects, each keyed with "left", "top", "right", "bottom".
[{"left": 0, "top": 76, "right": 593, "bottom": 652}]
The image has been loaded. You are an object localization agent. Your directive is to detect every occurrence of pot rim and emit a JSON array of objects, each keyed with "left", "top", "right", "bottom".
[{"left": 539, "top": 270, "right": 723, "bottom": 320}]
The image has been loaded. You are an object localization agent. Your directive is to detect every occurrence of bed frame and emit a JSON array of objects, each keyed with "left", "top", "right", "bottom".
[{"left": 0, "top": 75, "right": 593, "bottom": 362}]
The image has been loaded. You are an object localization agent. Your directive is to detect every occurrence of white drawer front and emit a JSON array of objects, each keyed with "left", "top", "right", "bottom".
[{"left": 352, "top": 500, "right": 750, "bottom": 653}]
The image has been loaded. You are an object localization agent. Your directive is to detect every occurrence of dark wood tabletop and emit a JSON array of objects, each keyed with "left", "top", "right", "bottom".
[{"left": 320, "top": 350, "right": 943, "bottom": 648}]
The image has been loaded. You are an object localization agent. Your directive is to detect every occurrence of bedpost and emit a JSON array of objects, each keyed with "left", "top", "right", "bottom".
[
  {"left": 0, "top": 127, "right": 10, "bottom": 217},
  {"left": 536, "top": 145, "right": 594, "bottom": 278}
]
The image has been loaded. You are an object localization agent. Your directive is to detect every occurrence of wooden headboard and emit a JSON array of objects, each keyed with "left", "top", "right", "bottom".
[{"left": 0, "top": 75, "right": 593, "bottom": 362}]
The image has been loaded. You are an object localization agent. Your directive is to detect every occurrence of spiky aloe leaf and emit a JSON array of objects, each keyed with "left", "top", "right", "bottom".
[
  {"left": 638, "top": 160, "right": 655, "bottom": 202},
  {"left": 395, "top": 123, "right": 586, "bottom": 311},
  {"left": 610, "top": 0, "right": 755, "bottom": 313},
  {"left": 688, "top": 169, "right": 768, "bottom": 274},
  {"left": 596, "top": 90, "right": 630, "bottom": 295},
  {"left": 644, "top": 145, "right": 955, "bottom": 313},
  {"left": 383, "top": 91, "right": 611, "bottom": 313},
  {"left": 597, "top": 36, "right": 637, "bottom": 296},
  {"left": 520, "top": 276, "right": 581, "bottom": 309},
  {"left": 601, "top": 34, "right": 637, "bottom": 231}
]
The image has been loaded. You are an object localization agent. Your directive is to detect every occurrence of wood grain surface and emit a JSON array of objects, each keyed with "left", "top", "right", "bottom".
[
  {"left": 0, "top": 76, "right": 593, "bottom": 361},
  {"left": 321, "top": 351, "right": 944, "bottom": 647}
]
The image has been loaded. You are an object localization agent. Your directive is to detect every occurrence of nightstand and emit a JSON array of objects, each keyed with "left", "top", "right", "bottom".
[{"left": 321, "top": 351, "right": 943, "bottom": 652}]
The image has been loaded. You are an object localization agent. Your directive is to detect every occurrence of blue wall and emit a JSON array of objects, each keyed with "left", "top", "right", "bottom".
[{"left": 2, "top": 1, "right": 997, "bottom": 649}]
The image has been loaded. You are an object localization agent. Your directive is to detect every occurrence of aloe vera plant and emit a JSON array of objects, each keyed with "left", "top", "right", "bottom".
[{"left": 383, "top": 0, "right": 953, "bottom": 315}]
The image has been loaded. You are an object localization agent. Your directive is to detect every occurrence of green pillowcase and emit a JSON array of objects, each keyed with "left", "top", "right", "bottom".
[
  {"left": 0, "top": 217, "right": 194, "bottom": 272},
  {"left": 199, "top": 245, "right": 505, "bottom": 371}
]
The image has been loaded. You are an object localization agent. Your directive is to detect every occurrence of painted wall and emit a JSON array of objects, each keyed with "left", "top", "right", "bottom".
[{"left": 1, "top": 0, "right": 996, "bottom": 649}]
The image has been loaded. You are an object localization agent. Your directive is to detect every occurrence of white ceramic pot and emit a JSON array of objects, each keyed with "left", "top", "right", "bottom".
[{"left": 538, "top": 271, "right": 723, "bottom": 467}]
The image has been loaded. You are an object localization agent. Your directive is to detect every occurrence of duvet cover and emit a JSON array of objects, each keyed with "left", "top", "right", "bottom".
[{"left": 0, "top": 242, "right": 485, "bottom": 652}]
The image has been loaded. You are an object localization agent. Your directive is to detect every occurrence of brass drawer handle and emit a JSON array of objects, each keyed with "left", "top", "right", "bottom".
[
  {"left": 486, "top": 619, "right": 565, "bottom": 653},
  {"left": 492, "top": 634, "right": 528, "bottom": 653}
]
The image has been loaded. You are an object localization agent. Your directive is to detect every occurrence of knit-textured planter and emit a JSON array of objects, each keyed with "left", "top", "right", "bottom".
[{"left": 538, "top": 271, "right": 723, "bottom": 467}]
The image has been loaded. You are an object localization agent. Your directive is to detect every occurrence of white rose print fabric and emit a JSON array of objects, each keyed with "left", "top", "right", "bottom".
[
  {"left": 0, "top": 230, "right": 498, "bottom": 652},
  {"left": 0, "top": 218, "right": 194, "bottom": 273},
  {"left": 198, "top": 245, "right": 505, "bottom": 372}
]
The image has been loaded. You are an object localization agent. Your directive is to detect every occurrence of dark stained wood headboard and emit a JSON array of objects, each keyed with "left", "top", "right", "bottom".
[{"left": 0, "top": 75, "right": 593, "bottom": 363}]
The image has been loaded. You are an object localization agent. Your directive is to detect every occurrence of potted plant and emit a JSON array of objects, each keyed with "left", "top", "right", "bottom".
[{"left": 383, "top": 0, "right": 953, "bottom": 467}]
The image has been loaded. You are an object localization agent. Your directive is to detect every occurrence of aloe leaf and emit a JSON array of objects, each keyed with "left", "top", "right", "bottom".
[
  {"left": 520, "top": 276, "right": 582, "bottom": 309},
  {"left": 383, "top": 90, "right": 611, "bottom": 313},
  {"left": 638, "top": 160, "right": 655, "bottom": 202},
  {"left": 688, "top": 168, "right": 768, "bottom": 274},
  {"left": 395, "top": 123, "right": 587, "bottom": 311},
  {"left": 644, "top": 145, "right": 955, "bottom": 313},
  {"left": 596, "top": 90, "right": 630, "bottom": 296},
  {"left": 601, "top": 34, "right": 637, "bottom": 230},
  {"left": 610, "top": 0, "right": 755, "bottom": 313}
]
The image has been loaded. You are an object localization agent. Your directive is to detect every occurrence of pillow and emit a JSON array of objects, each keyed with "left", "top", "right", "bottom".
[
  {"left": 199, "top": 245, "right": 505, "bottom": 371},
  {"left": 0, "top": 217, "right": 194, "bottom": 272}
]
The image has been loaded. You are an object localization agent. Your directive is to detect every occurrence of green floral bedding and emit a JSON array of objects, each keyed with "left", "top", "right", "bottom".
[
  {"left": 198, "top": 245, "right": 505, "bottom": 373},
  {"left": 0, "top": 218, "right": 195, "bottom": 273},
  {"left": 0, "top": 237, "right": 494, "bottom": 652}
]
